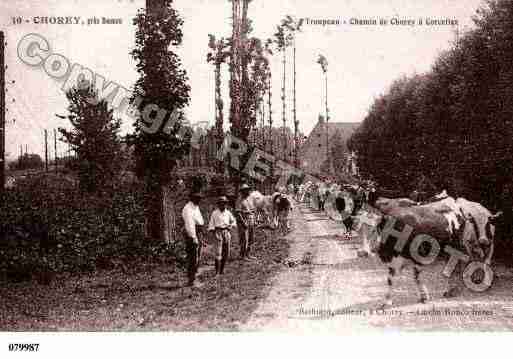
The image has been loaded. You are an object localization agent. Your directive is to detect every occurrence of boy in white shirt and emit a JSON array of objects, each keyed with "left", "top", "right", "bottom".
[
  {"left": 208, "top": 196, "right": 237, "bottom": 275},
  {"left": 182, "top": 191, "right": 205, "bottom": 287}
]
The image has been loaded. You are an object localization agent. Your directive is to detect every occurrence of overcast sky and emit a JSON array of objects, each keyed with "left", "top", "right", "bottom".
[{"left": 1, "top": 0, "right": 484, "bottom": 161}]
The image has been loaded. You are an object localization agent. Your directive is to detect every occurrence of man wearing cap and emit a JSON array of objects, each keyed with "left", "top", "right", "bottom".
[
  {"left": 208, "top": 196, "right": 237, "bottom": 275},
  {"left": 236, "top": 183, "right": 256, "bottom": 260},
  {"left": 182, "top": 191, "right": 205, "bottom": 287}
]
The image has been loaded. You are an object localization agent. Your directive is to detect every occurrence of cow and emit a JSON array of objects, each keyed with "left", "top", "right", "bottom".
[
  {"left": 365, "top": 195, "right": 499, "bottom": 307},
  {"left": 246, "top": 190, "right": 294, "bottom": 231},
  {"left": 456, "top": 198, "right": 498, "bottom": 265},
  {"left": 273, "top": 192, "right": 293, "bottom": 234},
  {"left": 246, "top": 190, "right": 275, "bottom": 228},
  {"left": 353, "top": 206, "right": 382, "bottom": 257},
  {"left": 326, "top": 189, "right": 353, "bottom": 222},
  {"left": 324, "top": 187, "right": 357, "bottom": 233}
]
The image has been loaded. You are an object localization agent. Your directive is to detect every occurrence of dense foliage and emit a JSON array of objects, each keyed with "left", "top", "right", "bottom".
[
  {"left": 0, "top": 168, "right": 235, "bottom": 283},
  {"left": 349, "top": 0, "right": 513, "bottom": 209},
  {"left": 130, "top": 0, "right": 191, "bottom": 240},
  {"left": 0, "top": 175, "right": 168, "bottom": 282},
  {"left": 229, "top": 0, "right": 273, "bottom": 142},
  {"left": 59, "top": 87, "right": 123, "bottom": 193},
  {"left": 248, "top": 125, "right": 303, "bottom": 162}
]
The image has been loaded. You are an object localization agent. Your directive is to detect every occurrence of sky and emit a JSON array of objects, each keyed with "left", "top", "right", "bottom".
[{"left": 0, "top": 0, "right": 484, "bottom": 161}]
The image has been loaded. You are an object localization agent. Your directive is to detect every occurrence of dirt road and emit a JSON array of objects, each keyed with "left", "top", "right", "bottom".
[
  {"left": 243, "top": 203, "right": 513, "bottom": 331},
  {"left": 2, "top": 202, "right": 513, "bottom": 331}
]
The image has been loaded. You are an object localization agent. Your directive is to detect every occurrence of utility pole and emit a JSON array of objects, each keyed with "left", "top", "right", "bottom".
[
  {"left": 0, "top": 31, "right": 5, "bottom": 194},
  {"left": 317, "top": 54, "right": 329, "bottom": 176},
  {"left": 44, "top": 129, "right": 48, "bottom": 172},
  {"left": 54, "top": 128, "right": 58, "bottom": 172}
]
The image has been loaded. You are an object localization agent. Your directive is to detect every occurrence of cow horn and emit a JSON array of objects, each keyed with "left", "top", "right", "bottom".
[{"left": 489, "top": 211, "right": 503, "bottom": 225}]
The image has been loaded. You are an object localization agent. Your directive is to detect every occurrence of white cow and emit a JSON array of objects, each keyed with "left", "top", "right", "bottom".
[
  {"left": 366, "top": 195, "right": 499, "bottom": 307},
  {"left": 247, "top": 190, "right": 293, "bottom": 230},
  {"left": 247, "top": 190, "right": 274, "bottom": 228}
]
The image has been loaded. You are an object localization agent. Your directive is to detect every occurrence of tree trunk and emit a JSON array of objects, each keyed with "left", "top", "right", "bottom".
[
  {"left": 325, "top": 72, "right": 330, "bottom": 174},
  {"left": 267, "top": 73, "right": 273, "bottom": 194},
  {"left": 145, "top": 178, "right": 165, "bottom": 241},
  {"left": 261, "top": 90, "right": 265, "bottom": 149},
  {"left": 239, "top": 0, "right": 250, "bottom": 142},
  {"left": 268, "top": 73, "right": 273, "bottom": 155},
  {"left": 215, "top": 62, "right": 223, "bottom": 146},
  {"left": 293, "top": 40, "right": 299, "bottom": 168},
  {"left": 229, "top": 0, "right": 241, "bottom": 137},
  {"left": 282, "top": 48, "right": 287, "bottom": 162},
  {"left": 215, "top": 61, "right": 225, "bottom": 173}
]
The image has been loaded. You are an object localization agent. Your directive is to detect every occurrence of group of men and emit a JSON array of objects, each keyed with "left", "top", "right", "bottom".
[{"left": 181, "top": 183, "right": 256, "bottom": 288}]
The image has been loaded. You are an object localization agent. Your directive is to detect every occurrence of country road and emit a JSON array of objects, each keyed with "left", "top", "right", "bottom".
[
  {"left": 243, "top": 203, "right": 513, "bottom": 331},
  {"left": 2, "top": 201, "right": 513, "bottom": 331}
]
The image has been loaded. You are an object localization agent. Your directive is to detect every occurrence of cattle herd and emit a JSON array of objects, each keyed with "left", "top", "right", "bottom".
[
  {"left": 292, "top": 180, "right": 502, "bottom": 307},
  {"left": 246, "top": 186, "right": 295, "bottom": 234}
]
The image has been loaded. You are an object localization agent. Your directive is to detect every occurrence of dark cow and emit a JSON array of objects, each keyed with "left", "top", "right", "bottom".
[
  {"left": 367, "top": 196, "right": 499, "bottom": 307},
  {"left": 273, "top": 193, "right": 293, "bottom": 234}
]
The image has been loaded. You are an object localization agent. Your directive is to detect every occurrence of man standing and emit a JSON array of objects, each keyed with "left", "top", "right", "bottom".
[
  {"left": 236, "top": 184, "right": 256, "bottom": 260},
  {"left": 318, "top": 182, "right": 326, "bottom": 211},
  {"left": 182, "top": 191, "right": 205, "bottom": 287},
  {"left": 208, "top": 196, "right": 237, "bottom": 275}
]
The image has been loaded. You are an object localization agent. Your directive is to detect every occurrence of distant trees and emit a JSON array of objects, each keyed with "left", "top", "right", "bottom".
[
  {"left": 224, "top": 0, "right": 277, "bottom": 187},
  {"left": 249, "top": 125, "right": 301, "bottom": 160},
  {"left": 322, "top": 131, "right": 348, "bottom": 177},
  {"left": 273, "top": 16, "right": 302, "bottom": 166},
  {"left": 349, "top": 0, "right": 513, "bottom": 208},
  {"left": 229, "top": 0, "right": 259, "bottom": 142},
  {"left": 274, "top": 17, "right": 292, "bottom": 163},
  {"left": 59, "top": 87, "right": 122, "bottom": 193},
  {"left": 10, "top": 153, "right": 44, "bottom": 171}
]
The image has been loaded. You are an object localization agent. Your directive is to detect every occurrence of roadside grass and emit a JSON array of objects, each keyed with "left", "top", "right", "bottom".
[{"left": 0, "top": 226, "right": 290, "bottom": 331}]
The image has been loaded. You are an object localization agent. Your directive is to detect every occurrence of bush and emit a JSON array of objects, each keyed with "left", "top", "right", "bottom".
[{"left": 0, "top": 173, "right": 184, "bottom": 283}]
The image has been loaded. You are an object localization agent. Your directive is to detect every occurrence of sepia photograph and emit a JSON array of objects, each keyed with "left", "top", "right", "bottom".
[{"left": 0, "top": 0, "right": 513, "bottom": 355}]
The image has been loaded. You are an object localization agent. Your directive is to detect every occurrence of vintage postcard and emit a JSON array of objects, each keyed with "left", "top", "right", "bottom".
[{"left": 0, "top": 0, "right": 512, "bottom": 354}]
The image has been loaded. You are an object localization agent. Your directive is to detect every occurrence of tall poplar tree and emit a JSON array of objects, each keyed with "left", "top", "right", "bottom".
[{"left": 130, "top": 0, "right": 191, "bottom": 241}]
